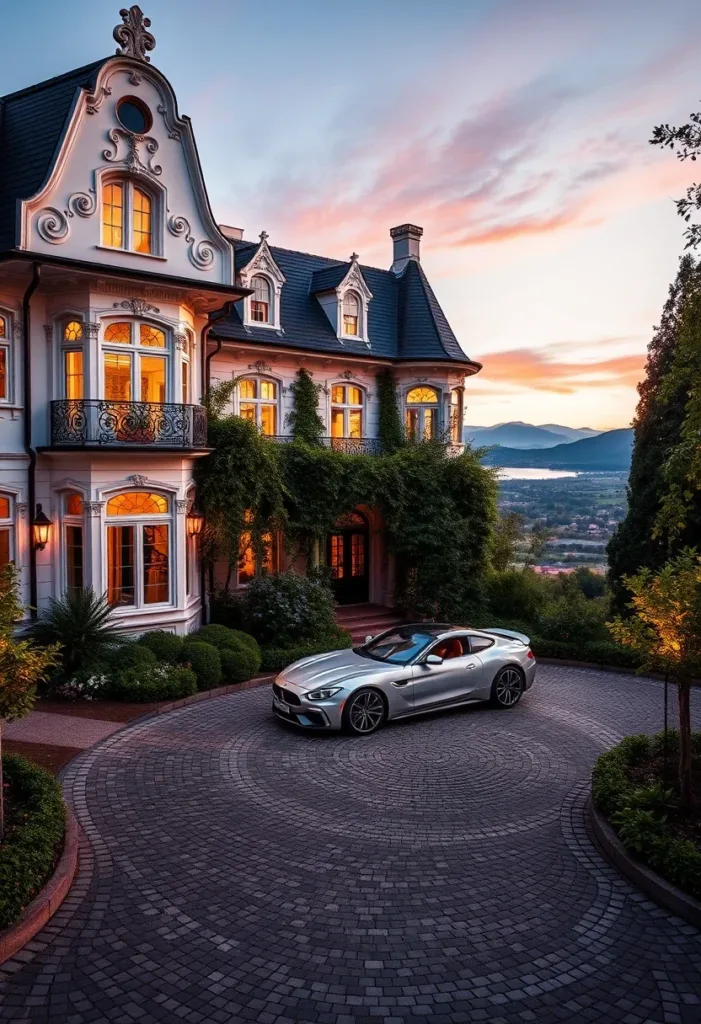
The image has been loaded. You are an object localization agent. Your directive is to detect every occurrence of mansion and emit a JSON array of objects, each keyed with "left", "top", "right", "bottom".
[{"left": 0, "top": 7, "right": 481, "bottom": 634}]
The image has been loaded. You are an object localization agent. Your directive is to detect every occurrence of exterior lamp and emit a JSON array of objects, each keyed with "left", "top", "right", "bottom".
[
  {"left": 32, "top": 504, "right": 52, "bottom": 550},
  {"left": 186, "top": 507, "right": 204, "bottom": 537}
]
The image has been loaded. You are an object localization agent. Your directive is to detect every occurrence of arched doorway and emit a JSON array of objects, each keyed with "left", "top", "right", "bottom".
[{"left": 327, "top": 510, "right": 369, "bottom": 604}]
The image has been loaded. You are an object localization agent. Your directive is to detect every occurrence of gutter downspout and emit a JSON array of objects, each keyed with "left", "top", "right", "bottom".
[
  {"left": 199, "top": 302, "right": 233, "bottom": 620},
  {"left": 22, "top": 263, "right": 41, "bottom": 617}
]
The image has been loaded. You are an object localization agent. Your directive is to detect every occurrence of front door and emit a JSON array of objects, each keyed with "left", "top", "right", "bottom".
[
  {"left": 411, "top": 636, "right": 484, "bottom": 709},
  {"left": 327, "top": 512, "right": 369, "bottom": 604}
]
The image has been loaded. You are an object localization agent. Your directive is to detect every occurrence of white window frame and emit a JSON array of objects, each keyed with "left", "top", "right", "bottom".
[
  {"left": 404, "top": 385, "right": 442, "bottom": 440},
  {"left": 329, "top": 382, "right": 366, "bottom": 438},
  {"left": 450, "top": 387, "right": 464, "bottom": 443},
  {"left": 0, "top": 311, "right": 14, "bottom": 405},
  {"left": 104, "top": 490, "right": 174, "bottom": 611},
  {"left": 60, "top": 317, "right": 85, "bottom": 400},
  {"left": 239, "top": 235, "right": 286, "bottom": 331},
  {"left": 249, "top": 275, "right": 273, "bottom": 325},
  {"left": 100, "top": 319, "right": 172, "bottom": 405},
  {"left": 235, "top": 375, "right": 280, "bottom": 435},
  {"left": 61, "top": 490, "right": 86, "bottom": 596},
  {"left": 341, "top": 291, "right": 361, "bottom": 338},
  {"left": 0, "top": 492, "right": 15, "bottom": 567},
  {"left": 99, "top": 174, "right": 164, "bottom": 257}
]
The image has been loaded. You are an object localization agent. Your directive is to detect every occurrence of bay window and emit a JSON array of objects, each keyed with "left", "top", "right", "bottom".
[
  {"left": 106, "top": 491, "right": 171, "bottom": 608},
  {"left": 405, "top": 386, "right": 440, "bottom": 440},
  {"left": 0, "top": 494, "right": 14, "bottom": 569},
  {"left": 63, "top": 491, "right": 84, "bottom": 595},
  {"left": 102, "top": 321, "right": 168, "bottom": 404},
  {"left": 0, "top": 314, "right": 11, "bottom": 403},
  {"left": 62, "top": 320, "right": 84, "bottom": 399},
  {"left": 331, "top": 384, "right": 363, "bottom": 438}
]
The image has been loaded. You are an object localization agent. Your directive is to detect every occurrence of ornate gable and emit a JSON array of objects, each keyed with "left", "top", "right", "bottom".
[{"left": 238, "top": 232, "right": 286, "bottom": 330}]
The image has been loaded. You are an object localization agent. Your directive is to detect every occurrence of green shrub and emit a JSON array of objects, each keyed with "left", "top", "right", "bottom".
[
  {"left": 528, "top": 636, "right": 639, "bottom": 668},
  {"left": 0, "top": 755, "right": 65, "bottom": 928},
  {"left": 592, "top": 730, "right": 701, "bottom": 900},
  {"left": 180, "top": 640, "right": 222, "bottom": 690},
  {"left": 241, "top": 570, "right": 337, "bottom": 645},
  {"left": 114, "top": 643, "right": 158, "bottom": 671},
  {"left": 485, "top": 568, "right": 548, "bottom": 626},
  {"left": 138, "top": 630, "right": 184, "bottom": 663},
  {"left": 192, "top": 624, "right": 261, "bottom": 661},
  {"left": 209, "top": 591, "right": 247, "bottom": 630},
  {"left": 538, "top": 594, "right": 609, "bottom": 644},
  {"left": 51, "top": 664, "right": 111, "bottom": 701},
  {"left": 220, "top": 646, "right": 259, "bottom": 683},
  {"left": 28, "top": 587, "right": 121, "bottom": 680},
  {"left": 260, "top": 627, "right": 352, "bottom": 673},
  {"left": 106, "top": 665, "right": 197, "bottom": 702}
]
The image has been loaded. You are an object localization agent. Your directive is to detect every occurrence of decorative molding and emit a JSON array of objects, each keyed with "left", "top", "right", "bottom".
[
  {"left": 157, "top": 103, "right": 181, "bottom": 141},
  {"left": 84, "top": 501, "right": 104, "bottom": 518},
  {"left": 129, "top": 70, "right": 143, "bottom": 86},
  {"left": 67, "top": 189, "right": 97, "bottom": 218},
  {"left": 128, "top": 474, "right": 148, "bottom": 486},
  {"left": 248, "top": 360, "right": 273, "bottom": 374},
  {"left": 36, "top": 207, "right": 69, "bottom": 244},
  {"left": 175, "top": 332, "right": 189, "bottom": 352},
  {"left": 85, "top": 85, "right": 112, "bottom": 116},
  {"left": 102, "top": 128, "right": 162, "bottom": 176},
  {"left": 339, "top": 370, "right": 356, "bottom": 380},
  {"left": 16, "top": 503, "right": 27, "bottom": 520},
  {"left": 83, "top": 322, "right": 101, "bottom": 339},
  {"left": 43, "top": 325, "right": 54, "bottom": 344},
  {"left": 176, "top": 499, "right": 189, "bottom": 514},
  {"left": 113, "top": 5, "right": 156, "bottom": 63},
  {"left": 12, "top": 322, "right": 22, "bottom": 342},
  {"left": 239, "top": 234, "right": 286, "bottom": 329},
  {"left": 113, "top": 299, "right": 161, "bottom": 316},
  {"left": 167, "top": 215, "right": 215, "bottom": 271}
]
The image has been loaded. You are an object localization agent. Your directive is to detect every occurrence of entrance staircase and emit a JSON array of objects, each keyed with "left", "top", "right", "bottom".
[{"left": 335, "top": 603, "right": 410, "bottom": 645}]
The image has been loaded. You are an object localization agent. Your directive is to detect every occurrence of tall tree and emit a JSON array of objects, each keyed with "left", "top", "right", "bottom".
[{"left": 607, "top": 256, "right": 701, "bottom": 609}]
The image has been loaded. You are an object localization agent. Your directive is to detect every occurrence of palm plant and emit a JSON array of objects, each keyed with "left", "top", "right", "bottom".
[{"left": 28, "top": 588, "right": 121, "bottom": 677}]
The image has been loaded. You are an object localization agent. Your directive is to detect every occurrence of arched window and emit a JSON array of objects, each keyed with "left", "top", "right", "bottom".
[
  {"left": 342, "top": 292, "right": 360, "bottom": 336},
  {"left": 106, "top": 491, "right": 171, "bottom": 608},
  {"left": 62, "top": 491, "right": 84, "bottom": 596},
  {"left": 62, "top": 320, "right": 84, "bottom": 400},
  {"left": 238, "top": 378, "right": 278, "bottom": 435},
  {"left": 250, "top": 276, "right": 272, "bottom": 323},
  {"left": 331, "top": 384, "right": 364, "bottom": 439},
  {"left": 0, "top": 494, "right": 14, "bottom": 569},
  {"left": 102, "top": 180, "right": 155, "bottom": 255},
  {"left": 0, "top": 314, "right": 11, "bottom": 404},
  {"left": 405, "top": 386, "right": 440, "bottom": 440},
  {"left": 102, "top": 321, "right": 168, "bottom": 406}
]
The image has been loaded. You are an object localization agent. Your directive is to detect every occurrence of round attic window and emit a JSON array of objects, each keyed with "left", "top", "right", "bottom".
[{"left": 116, "top": 97, "right": 151, "bottom": 135}]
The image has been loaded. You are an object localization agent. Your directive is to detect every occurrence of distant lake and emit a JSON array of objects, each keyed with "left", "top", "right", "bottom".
[{"left": 497, "top": 468, "right": 579, "bottom": 480}]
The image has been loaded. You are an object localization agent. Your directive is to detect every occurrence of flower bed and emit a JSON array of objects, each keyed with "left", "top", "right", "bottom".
[
  {"left": 0, "top": 755, "right": 66, "bottom": 929},
  {"left": 592, "top": 731, "right": 701, "bottom": 901}
]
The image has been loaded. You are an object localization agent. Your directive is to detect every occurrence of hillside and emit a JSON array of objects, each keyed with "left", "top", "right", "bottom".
[
  {"left": 536, "top": 424, "right": 599, "bottom": 442},
  {"left": 481, "top": 428, "right": 634, "bottom": 471},
  {"left": 465, "top": 421, "right": 600, "bottom": 448}
]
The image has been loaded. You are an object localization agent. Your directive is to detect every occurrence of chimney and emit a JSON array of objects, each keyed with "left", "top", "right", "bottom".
[
  {"left": 218, "top": 224, "right": 244, "bottom": 241},
  {"left": 390, "top": 223, "right": 423, "bottom": 274}
]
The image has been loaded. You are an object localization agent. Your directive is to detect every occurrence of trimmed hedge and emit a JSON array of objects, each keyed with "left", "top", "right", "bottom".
[
  {"left": 260, "top": 627, "right": 352, "bottom": 673},
  {"left": 138, "top": 630, "right": 185, "bottom": 663},
  {"left": 0, "top": 755, "right": 66, "bottom": 929},
  {"left": 180, "top": 640, "right": 222, "bottom": 690},
  {"left": 530, "top": 636, "right": 640, "bottom": 669},
  {"left": 113, "top": 643, "right": 158, "bottom": 672},
  {"left": 192, "top": 624, "right": 261, "bottom": 663},
  {"left": 219, "top": 646, "right": 259, "bottom": 683},
  {"left": 106, "top": 665, "right": 197, "bottom": 702},
  {"left": 592, "top": 731, "right": 701, "bottom": 901}
]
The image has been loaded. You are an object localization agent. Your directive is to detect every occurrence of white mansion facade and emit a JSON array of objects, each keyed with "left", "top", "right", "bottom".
[{"left": 0, "top": 8, "right": 481, "bottom": 633}]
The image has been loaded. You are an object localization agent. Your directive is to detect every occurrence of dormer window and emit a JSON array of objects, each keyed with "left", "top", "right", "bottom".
[
  {"left": 251, "top": 276, "right": 271, "bottom": 323},
  {"left": 102, "top": 180, "right": 155, "bottom": 255},
  {"left": 342, "top": 292, "right": 360, "bottom": 337}
]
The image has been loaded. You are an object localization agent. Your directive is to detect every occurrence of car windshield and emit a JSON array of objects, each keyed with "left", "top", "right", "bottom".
[{"left": 361, "top": 629, "right": 436, "bottom": 665}]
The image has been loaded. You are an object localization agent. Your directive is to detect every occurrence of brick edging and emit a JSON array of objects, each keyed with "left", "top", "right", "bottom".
[
  {"left": 0, "top": 805, "right": 80, "bottom": 966},
  {"left": 588, "top": 797, "right": 701, "bottom": 929}
]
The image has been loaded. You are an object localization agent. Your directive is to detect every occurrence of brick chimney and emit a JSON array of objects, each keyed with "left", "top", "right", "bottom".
[{"left": 390, "top": 224, "right": 423, "bottom": 274}]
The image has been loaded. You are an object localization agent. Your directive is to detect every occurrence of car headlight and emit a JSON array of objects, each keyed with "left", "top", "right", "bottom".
[{"left": 305, "top": 686, "right": 343, "bottom": 701}]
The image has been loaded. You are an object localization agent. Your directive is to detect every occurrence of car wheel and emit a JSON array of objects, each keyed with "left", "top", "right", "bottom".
[
  {"left": 491, "top": 666, "right": 524, "bottom": 708},
  {"left": 343, "top": 688, "right": 386, "bottom": 736}
]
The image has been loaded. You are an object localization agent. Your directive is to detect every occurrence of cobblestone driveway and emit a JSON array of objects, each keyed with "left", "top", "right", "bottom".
[{"left": 1, "top": 666, "right": 700, "bottom": 1024}]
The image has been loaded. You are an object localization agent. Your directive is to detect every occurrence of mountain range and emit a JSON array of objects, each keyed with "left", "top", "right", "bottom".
[
  {"left": 480, "top": 428, "right": 634, "bottom": 471},
  {"left": 464, "top": 422, "right": 600, "bottom": 448}
]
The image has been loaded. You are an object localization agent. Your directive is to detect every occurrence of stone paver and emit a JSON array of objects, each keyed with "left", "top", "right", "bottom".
[
  {"left": 1, "top": 665, "right": 700, "bottom": 1024},
  {"left": 3, "top": 710, "right": 122, "bottom": 746}
]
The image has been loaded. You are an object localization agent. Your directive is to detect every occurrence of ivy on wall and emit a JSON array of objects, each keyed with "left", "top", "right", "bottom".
[
  {"left": 376, "top": 368, "right": 405, "bottom": 452},
  {"left": 286, "top": 368, "right": 325, "bottom": 442}
]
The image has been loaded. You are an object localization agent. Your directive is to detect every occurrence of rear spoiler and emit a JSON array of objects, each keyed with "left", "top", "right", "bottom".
[{"left": 484, "top": 627, "right": 530, "bottom": 646}]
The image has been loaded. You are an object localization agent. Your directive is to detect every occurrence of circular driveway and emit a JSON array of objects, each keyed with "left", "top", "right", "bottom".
[{"left": 1, "top": 666, "right": 700, "bottom": 1024}]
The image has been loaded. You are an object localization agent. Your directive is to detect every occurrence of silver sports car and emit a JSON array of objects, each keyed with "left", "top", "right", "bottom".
[{"left": 272, "top": 624, "right": 536, "bottom": 735}]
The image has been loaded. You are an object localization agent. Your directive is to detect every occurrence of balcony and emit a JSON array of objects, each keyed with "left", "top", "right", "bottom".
[{"left": 50, "top": 400, "right": 208, "bottom": 449}]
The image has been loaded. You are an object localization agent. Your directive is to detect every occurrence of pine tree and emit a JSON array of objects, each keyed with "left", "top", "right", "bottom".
[{"left": 607, "top": 255, "right": 701, "bottom": 610}]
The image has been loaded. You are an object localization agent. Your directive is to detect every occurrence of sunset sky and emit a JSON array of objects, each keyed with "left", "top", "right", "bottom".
[{"left": 3, "top": 0, "right": 701, "bottom": 429}]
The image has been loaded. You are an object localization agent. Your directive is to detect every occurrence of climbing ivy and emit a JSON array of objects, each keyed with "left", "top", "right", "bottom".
[
  {"left": 286, "top": 367, "right": 325, "bottom": 442},
  {"left": 376, "top": 369, "right": 405, "bottom": 452}
]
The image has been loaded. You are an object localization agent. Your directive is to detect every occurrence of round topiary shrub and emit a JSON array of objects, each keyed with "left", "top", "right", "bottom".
[
  {"left": 138, "top": 630, "right": 184, "bottom": 663},
  {"left": 115, "top": 643, "right": 158, "bottom": 671},
  {"left": 180, "top": 641, "right": 222, "bottom": 690},
  {"left": 219, "top": 645, "right": 260, "bottom": 684},
  {"left": 192, "top": 624, "right": 261, "bottom": 660},
  {"left": 106, "top": 665, "right": 197, "bottom": 703}
]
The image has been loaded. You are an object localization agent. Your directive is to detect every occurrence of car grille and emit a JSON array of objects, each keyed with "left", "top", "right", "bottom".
[{"left": 273, "top": 683, "right": 301, "bottom": 706}]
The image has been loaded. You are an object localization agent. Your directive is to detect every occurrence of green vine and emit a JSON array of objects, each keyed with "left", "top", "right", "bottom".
[
  {"left": 376, "top": 369, "right": 405, "bottom": 452},
  {"left": 286, "top": 368, "right": 325, "bottom": 442}
]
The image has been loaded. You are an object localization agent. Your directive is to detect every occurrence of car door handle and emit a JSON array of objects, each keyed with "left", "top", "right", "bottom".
[
  {"left": 465, "top": 664, "right": 477, "bottom": 671},
  {"left": 391, "top": 680, "right": 411, "bottom": 687}
]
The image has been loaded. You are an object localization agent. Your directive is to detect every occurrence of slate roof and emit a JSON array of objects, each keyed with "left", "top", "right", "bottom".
[
  {"left": 215, "top": 242, "right": 476, "bottom": 366},
  {"left": 0, "top": 59, "right": 109, "bottom": 251}
]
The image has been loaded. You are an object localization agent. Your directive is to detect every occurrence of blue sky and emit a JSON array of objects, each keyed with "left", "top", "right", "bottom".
[{"left": 4, "top": 0, "right": 701, "bottom": 427}]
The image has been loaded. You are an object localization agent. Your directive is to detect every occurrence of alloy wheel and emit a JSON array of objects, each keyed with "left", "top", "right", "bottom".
[
  {"left": 348, "top": 691, "right": 385, "bottom": 733},
  {"left": 495, "top": 668, "right": 523, "bottom": 707}
]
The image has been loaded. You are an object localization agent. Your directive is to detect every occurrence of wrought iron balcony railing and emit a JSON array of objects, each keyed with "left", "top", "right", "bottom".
[{"left": 50, "top": 400, "right": 208, "bottom": 449}]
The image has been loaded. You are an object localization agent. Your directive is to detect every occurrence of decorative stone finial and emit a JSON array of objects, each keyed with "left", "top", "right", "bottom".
[
  {"left": 350, "top": 252, "right": 359, "bottom": 263},
  {"left": 259, "top": 230, "right": 269, "bottom": 243},
  {"left": 113, "top": 6, "right": 156, "bottom": 62}
]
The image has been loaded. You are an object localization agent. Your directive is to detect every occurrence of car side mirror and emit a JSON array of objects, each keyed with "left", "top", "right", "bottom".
[
  {"left": 425, "top": 654, "right": 443, "bottom": 666},
  {"left": 365, "top": 635, "right": 374, "bottom": 644}
]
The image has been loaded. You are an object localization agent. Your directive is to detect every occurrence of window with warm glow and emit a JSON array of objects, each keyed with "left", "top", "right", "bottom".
[
  {"left": 450, "top": 388, "right": 463, "bottom": 443},
  {"left": 102, "top": 321, "right": 171, "bottom": 405},
  {"left": 237, "top": 378, "right": 277, "bottom": 435},
  {"left": 238, "top": 521, "right": 276, "bottom": 585},
  {"left": 342, "top": 292, "right": 360, "bottom": 336},
  {"left": 106, "top": 491, "right": 170, "bottom": 608},
  {"left": 330, "top": 383, "right": 363, "bottom": 438},
  {"left": 63, "top": 492, "right": 84, "bottom": 596},
  {"left": 405, "top": 386, "right": 440, "bottom": 440},
  {"left": 102, "top": 180, "right": 155, "bottom": 254},
  {"left": 0, "top": 494, "right": 12, "bottom": 570},
  {"left": 0, "top": 314, "right": 14, "bottom": 403},
  {"left": 250, "top": 275, "right": 271, "bottom": 323},
  {"left": 61, "top": 320, "right": 84, "bottom": 400}
]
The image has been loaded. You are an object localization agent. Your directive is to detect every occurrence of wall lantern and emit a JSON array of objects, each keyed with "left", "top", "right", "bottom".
[
  {"left": 186, "top": 507, "right": 204, "bottom": 537},
  {"left": 32, "top": 504, "right": 53, "bottom": 550}
]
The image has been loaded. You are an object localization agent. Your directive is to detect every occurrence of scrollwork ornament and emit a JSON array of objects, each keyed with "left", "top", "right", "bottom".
[
  {"left": 84, "top": 501, "right": 105, "bottom": 518},
  {"left": 113, "top": 299, "right": 161, "bottom": 316},
  {"left": 86, "top": 86, "right": 112, "bottom": 115},
  {"left": 68, "top": 189, "right": 97, "bottom": 218},
  {"left": 36, "top": 207, "right": 69, "bottom": 244},
  {"left": 168, "top": 215, "right": 193, "bottom": 242},
  {"left": 83, "top": 322, "right": 101, "bottom": 339},
  {"left": 129, "top": 474, "right": 148, "bottom": 486},
  {"left": 249, "top": 360, "right": 273, "bottom": 374},
  {"left": 190, "top": 239, "right": 215, "bottom": 270},
  {"left": 113, "top": 6, "right": 156, "bottom": 63}
]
